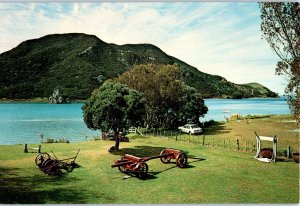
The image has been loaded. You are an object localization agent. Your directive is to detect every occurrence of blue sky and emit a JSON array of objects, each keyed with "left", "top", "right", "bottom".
[{"left": 0, "top": 2, "right": 287, "bottom": 94}]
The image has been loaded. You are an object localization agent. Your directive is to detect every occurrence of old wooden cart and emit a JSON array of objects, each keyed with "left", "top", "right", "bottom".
[
  {"left": 35, "top": 149, "right": 80, "bottom": 176},
  {"left": 111, "top": 148, "right": 188, "bottom": 179}
]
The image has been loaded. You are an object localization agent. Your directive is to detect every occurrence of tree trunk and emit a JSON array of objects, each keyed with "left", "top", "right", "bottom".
[{"left": 114, "top": 129, "right": 120, "bottom": 151}]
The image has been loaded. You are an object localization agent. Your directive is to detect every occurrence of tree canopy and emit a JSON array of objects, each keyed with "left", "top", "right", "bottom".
[
  {"left": 259, "top": 2, "right": 300, "bottom": 120},
  {"left": 82, "top": 82, "right": 146, "bottom": 150},
  {"left": 110, "top": 64, "right": 208, "bottom": 128}
]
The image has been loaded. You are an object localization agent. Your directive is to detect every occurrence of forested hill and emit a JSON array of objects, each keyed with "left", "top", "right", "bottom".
[{"left": 0, "top": 33, "right": 277, "bottom": 100}]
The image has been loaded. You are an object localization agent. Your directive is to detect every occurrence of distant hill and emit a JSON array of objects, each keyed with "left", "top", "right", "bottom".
[{"left": 0, "top": 33, "right": 278, "bottom": 100}]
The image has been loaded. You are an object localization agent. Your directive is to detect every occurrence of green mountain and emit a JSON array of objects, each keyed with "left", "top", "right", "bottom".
[{"left": 0, "top": 33, "right": 277, "bottom": 100}]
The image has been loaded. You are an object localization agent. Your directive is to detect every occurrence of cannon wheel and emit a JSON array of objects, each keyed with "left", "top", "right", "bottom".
[
  {"left": 160, "top": 149, "right": 171, "bottom": 163},
  {"left": 41, "top": 159, "right": 55, "bottom": 169},
  {"left": 118, "top": 157, "right": 128, "bottom": 173},
  {"left": 35, "top": 153, "right": 50, "bottom": 167},
  {"left": 41, "top": 159, "right": 55, "bottom": 174},
  {"left": 176, "top": 153, "right": 188, "bottom": 168},
  {"left": 137, "top": 163, "right": 148, "bottom": 179},
  {"left": 41, "top": 159, "right": 62, "bottom": 176}
]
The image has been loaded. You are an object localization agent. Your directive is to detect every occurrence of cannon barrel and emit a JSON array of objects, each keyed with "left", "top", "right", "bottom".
[
  {"left": 111, "top": 160, "right": 134, "bottom": 168},
  {"left": 141, "top": 153, "right": 175, "bottom": 162}
]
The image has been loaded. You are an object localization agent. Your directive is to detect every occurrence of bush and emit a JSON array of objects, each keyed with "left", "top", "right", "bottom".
[
  {"left": 42, "top": 138, "right": 70, "bottom": 143},
  {"left": 93, "top": 136, "right": 102, "bottom": 141}
]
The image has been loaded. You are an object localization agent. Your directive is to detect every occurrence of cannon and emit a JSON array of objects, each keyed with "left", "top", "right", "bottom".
[
  {"left": 35, "top": 149, "right": 80, "bottom": 176},
  {"left": 111, "top": 148, "right": 188, "bottom": 179}
]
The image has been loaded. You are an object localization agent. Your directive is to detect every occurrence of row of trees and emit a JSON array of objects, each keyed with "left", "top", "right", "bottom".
[{"left": 82, "top": 64, "right": 208, "bottom": 150}]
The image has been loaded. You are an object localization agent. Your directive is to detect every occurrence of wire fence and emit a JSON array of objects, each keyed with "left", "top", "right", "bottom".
[{"left": 142, "top": 129, "right": 296, "bottom": 156}]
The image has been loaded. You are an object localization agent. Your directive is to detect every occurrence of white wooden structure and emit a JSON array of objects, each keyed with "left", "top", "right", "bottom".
[
  {"left": 254, "top": 132, "right": 278, "bottom": 163},
  {"left": 128, "top": 127, "right": 137, "bottom": 134},
  {"left": 128, "top": 127, "right": 143, "bottom": 136},
  {"left": 24, "top": 144, "right": 41, "bottom": 153}
]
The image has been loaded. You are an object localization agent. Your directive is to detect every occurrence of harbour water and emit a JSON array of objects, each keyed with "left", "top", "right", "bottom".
[
  {"left": 0, "top": 103, "right": 99, "bottom": 145},
  {"left": 202, "top": 97, "right": 290, "bottom": 122},
  {"left": 0, "top": 98, "right": 290, "bottom": 145}
]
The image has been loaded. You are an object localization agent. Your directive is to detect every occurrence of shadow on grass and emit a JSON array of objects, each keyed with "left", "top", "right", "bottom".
[
  {"left": 110, "top": 145, "right": 206, "bottom": 180},
  {"left": 202, "top": 121, "right": 231, "bottom": 135},
  {"left": 121, "top": 163, "right": 197, "bottom": 181},
  {"left": 115, "top": 145, "right": 166, "bottom": 157},
  {"left": 0, "top": 167, "right": 88, "bottom": 204},
  {"left": 146, "top": 160, "right": 205, "bottom": 180}
]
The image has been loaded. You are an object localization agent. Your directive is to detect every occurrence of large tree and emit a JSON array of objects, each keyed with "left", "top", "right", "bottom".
[
  {"left": 110, "top": 64, "right": 208, "bottom": 128},
  {"left": 259, "top": 2, "right": 300, "bottom": 120},
  {"left": 82, "top": 83, "right": 146, "bottom": 150}
]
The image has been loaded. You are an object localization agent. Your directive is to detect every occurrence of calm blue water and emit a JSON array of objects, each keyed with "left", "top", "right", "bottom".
[
  {"left": 0, "top": 103, "right": 99, "bottom": 145},
  {"left": 0, "top": 98, "right": 290, "bottom": 145},
  {"left": 202, "top": 98, "right": 290, "bottom": 122}
]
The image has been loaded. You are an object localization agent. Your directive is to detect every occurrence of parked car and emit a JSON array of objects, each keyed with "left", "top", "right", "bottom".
[{"left": 178, "top": 124, "right": 202, "bottom": 134}]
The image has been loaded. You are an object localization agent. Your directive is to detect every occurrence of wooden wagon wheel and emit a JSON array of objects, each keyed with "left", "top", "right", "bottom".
[
  {"left": 35, "top": 153, "right": 50, "bottom": 167},
  {"left": 41, "top": 159, "right": 55, "bottom": 169},
  {"left": 118, "top": 157, "right": 129, "bottom": 173},
  {"left": 41, "top": 159, "right": 63, "bottom": 176},
  {"left": 176, "top": 153, "right": 188, "bottom": 168},
  {"left": 160, "top": 149, "right": 171, "bottom": 163},
  {"left": 41, "top": 159, "right": 55, "bottom": 173},
  {"left": 137, "top": 163, "right": 148, "bottom": 179}
]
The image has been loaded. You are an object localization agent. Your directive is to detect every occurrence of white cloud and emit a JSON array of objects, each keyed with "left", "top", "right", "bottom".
[{"left": 0, "top": 2, "right": 285, "bottom": 94}]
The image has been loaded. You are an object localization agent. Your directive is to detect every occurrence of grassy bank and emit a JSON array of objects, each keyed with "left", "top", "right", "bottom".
[
  {"left": 0, "top": 98, "right": 86, "bottom": 103},
  {"left": 144, "top": 114, "right": 299, "bottom": 153},
  {"left": 0, "top": 135, "right": 299, "bottom": 204},
  {"left": 0, "top": 97, "right": 49, "bottom": 103}
]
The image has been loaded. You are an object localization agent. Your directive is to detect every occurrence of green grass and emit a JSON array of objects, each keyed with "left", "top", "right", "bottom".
[{"left": 0, "top": 135, "right": 299, "bottom": 204}]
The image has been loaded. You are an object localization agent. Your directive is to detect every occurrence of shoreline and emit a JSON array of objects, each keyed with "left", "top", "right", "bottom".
[
  {"left": 0, "top": 114, "right": 295, "bottom": 146},
  {"left": 0, "top": 98, "right": 86, "bottom": 103},
  {"left": 0, "top": 97, "right": 284, "bottom": 103}
]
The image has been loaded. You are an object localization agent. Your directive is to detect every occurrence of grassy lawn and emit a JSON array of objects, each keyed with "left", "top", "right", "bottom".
[{"left": 0, "top": 134, "right": 299, "bottom": 204}]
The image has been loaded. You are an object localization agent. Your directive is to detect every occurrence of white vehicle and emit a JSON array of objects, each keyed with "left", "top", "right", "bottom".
[{"left": 178, "top": 124, "right": 202, "bottom": 134}]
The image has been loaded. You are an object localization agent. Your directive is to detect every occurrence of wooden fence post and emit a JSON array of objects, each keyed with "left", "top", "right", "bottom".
[
  {"left": 287, "top": 145, "right": 291, "bottom": 158},
  {"left": 237, "top": 139, "right": 240, "bottom": 151},
  {"left": 202, "top": 135, "right": 205, "bottom": 145},
  {"left": 38, "top": 145, "right": 41, "bottom": 153},
  {"left": 24, "top": 144, "right": 28, "bottom": 153}
]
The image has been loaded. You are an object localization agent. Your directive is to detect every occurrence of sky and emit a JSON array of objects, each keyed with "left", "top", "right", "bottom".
[{"left": 0, "top": 2, "right": 287, "bottom": 94}]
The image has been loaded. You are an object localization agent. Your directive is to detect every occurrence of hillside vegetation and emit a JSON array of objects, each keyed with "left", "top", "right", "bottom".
[{"left": 0, "top": 33, "right": 278, "bottom": 100}]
